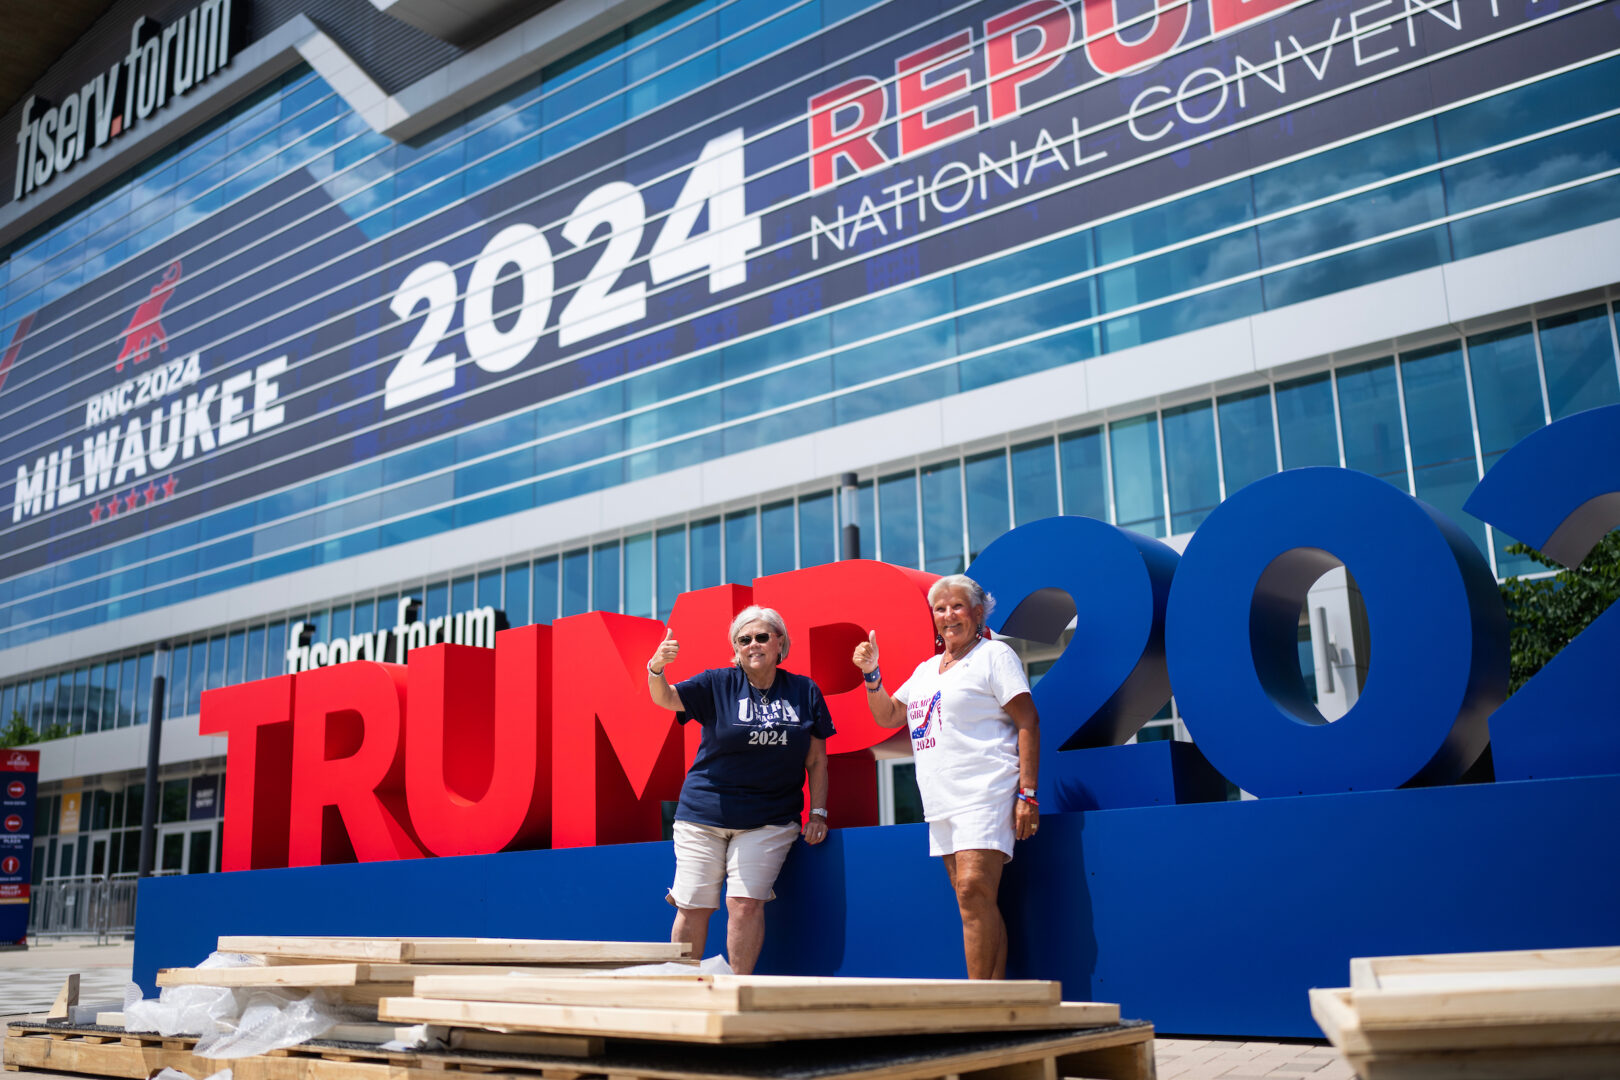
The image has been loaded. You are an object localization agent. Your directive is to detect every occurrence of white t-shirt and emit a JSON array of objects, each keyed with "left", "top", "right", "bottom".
[{"left": 893, "top": 638, "right": 1030, "bottom": 821}]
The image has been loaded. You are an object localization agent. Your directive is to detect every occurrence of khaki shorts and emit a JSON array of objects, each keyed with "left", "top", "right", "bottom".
[
  {"left": 667, "top": 820, "right": 801, "bottom": 910},
  {"left": 927, "top": 800, "right": 1016, "bottom": 861}
]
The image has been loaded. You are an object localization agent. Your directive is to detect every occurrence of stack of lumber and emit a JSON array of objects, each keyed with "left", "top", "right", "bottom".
[
  {"left": 6, "top": 935, "right": 1157, "bottom": 1080},
  {"left": 154, "top": 935, "right": 696, "bottom": 1008},
  {"left": 1310, "top": 945, "right": 1620, "bottom": 1079},
  {"left": 380, "top": 971, "right": 1119, "bottom": 1043}
]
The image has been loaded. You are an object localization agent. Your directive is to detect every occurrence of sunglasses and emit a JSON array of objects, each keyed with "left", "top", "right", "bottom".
[{"left": 735, "top": 632, "right": 774, "bottom": 645}]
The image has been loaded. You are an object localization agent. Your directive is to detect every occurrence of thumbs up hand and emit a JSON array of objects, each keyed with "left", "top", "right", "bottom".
[
  {"left": 650, "top": 628, "right": 680, "bottom": 676},
  {"left": 852, "top": 630, "right": 880, "bottom": 674}
]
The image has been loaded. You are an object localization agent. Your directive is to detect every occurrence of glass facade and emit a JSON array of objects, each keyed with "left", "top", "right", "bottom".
[{"left": 0, "top": 10, "right": 1613, "bottom": 650}]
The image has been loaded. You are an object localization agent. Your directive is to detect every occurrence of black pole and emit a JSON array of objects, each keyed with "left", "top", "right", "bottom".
[
  {"left": 840, "top": 471, "right": 860, "bottom": 560},
  {"left": 137, "top": 646, "right": 170, "bottom": 878}
]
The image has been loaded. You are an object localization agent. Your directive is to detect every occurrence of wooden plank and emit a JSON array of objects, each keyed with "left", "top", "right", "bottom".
[
  {"left": 445, "top": 1031, "right": 604, "bottom": 1059},
  {"left": 1352, "top": 946, "right": 1620, "bottom": 989},
  {"left": 221, "top": 937, "right": 692, "bottom": 965},
  {"left": 377, "top": 997, "right": 1119, "bottom": 1044},
  {"left": 263, "top": 958, "right": 668, "bottom": 973},
  {"left": 1312, "top": 987, "right": 1620, "bottom": 1055},
  {"left": 410, "top": 974, "right": 1061, "bottom": 1012},
  {"left": 1349, "top": 981, "right": 1620, "bottom": 1025},
  {"left": 4, "top": 1030, "right": 214, "bottom": 1079},
  {"left": 159, "top": 964, "right": 372, "bottom": 988},
  {"left": 48, "top": 974, "right": 80, "bottom": 1021},
  {"left": 1350, "top": 1042, "right": 1620, "bottom": 1080}
]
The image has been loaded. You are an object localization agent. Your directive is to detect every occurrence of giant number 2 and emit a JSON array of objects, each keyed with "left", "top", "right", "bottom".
[{"left": 1464, "top": 403, "right": 1620, "bottom": 781}]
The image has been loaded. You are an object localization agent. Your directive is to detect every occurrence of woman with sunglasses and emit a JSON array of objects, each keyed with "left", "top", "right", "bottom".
[
  {"left": 646, "top": 604, "right": 833, "bottom": 973},
  {"left": 852, "top": 574, "right": 1039, "bottom": 979}
]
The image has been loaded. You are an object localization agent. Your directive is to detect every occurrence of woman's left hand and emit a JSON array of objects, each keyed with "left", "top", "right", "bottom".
[
  {"left": 802, "top": 817, "right": 829, "bottom": 845},
  {"left": 1015, "top": 798, "right": 1039, "bottom": 841}
]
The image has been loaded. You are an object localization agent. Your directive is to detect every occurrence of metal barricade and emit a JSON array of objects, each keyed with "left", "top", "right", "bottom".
[{"left": 27, "top": 876, "right": 141, "bottom": 942}]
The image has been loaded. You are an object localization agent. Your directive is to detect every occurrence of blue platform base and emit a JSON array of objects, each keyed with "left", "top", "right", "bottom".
[{"left": 134, "top": 774, "right": 1620, "bottom": 1037}]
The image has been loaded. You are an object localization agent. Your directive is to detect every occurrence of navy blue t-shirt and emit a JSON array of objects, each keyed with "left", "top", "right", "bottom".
[{"left": 672, "top": 666, "right": 836, "bottom": 829}]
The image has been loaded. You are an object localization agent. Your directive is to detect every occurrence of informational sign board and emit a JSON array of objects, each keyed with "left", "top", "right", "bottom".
[{"left": 0, "top": 749, "right": 40, "bottom": 944}]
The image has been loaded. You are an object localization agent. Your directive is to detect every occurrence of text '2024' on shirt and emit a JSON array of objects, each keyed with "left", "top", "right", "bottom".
[
  {"left": 894, "top": 638, "right": 1029, "bottom": 821},
  {"left": 672, "top": 666, "right": 836, "bottom": 830}
]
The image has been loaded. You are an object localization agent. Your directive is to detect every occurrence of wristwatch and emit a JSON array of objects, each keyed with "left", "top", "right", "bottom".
[{"left": 809, "top": 808, "right": 829, "bottom": 819}]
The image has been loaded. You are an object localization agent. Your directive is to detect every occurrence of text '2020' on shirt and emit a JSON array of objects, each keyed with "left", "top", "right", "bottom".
[
  {"left": 672, "top": 666, "right": 836, "bottom": 830},
  {"left": 894, "top": 638, "right": 1029, "bottom": 821}
]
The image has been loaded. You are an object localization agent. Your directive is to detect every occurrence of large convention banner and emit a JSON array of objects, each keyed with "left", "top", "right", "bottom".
[
  {"left": 0, "top": 749, "right": 39, "bottom": 944},
  {"left": 0, "top": 0, "right": 1612, "bottom": 591}
]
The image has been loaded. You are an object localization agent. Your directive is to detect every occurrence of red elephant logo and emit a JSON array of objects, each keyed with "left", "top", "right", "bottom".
[{"left": 116, "top": 260, "right": 183, "bottom": 372}]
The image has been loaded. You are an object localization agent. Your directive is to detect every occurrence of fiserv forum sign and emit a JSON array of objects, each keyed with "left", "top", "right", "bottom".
[
  {"left": 199, "top": 407, "right": 1620, "bottom": 868},
  {"left": 1, "top": 0, "right": 1608, "bottom": 599},
  {"left": 12, "top": 0, "right": 240, "bottom": 202}
]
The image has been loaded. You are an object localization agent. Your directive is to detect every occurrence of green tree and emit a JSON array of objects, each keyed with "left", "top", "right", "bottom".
[
  {"left": 0, "top": 710, "right": 70, "bottom": 748},
  {"left": 1499, "top": 531, "right": 1620, "bottom": 693}
]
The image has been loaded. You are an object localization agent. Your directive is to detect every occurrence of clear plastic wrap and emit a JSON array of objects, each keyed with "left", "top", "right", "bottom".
[{"left": 121, "top": 951, "right": 347, "bottom": 1058}]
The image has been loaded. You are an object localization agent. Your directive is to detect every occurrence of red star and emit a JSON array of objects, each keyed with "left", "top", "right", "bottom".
[
  {"left": 104, "top": 496, "right": 119, "bottom": 518},
  {"left": 121, "top": 490, "right": 137, "bottom": 513},
  {"left": 163, "top": 475, "right": 177, "bottom": 498},
  {"left": 89, "top": 501, "right": 103, "bottom": 523},
  {"left": 143, "top": 480, "right": 159, "bottom": 504}
]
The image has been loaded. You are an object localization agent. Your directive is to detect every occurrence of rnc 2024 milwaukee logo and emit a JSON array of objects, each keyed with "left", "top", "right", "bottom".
[{"left": 8, "top": 261, "right": 292, "bottom": 525}]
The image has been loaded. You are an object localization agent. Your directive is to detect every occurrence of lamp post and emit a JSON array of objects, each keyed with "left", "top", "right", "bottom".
[
  {"left": 839, "top": 472, "right": 860, "bottom": 560},
  {"left": 136, "top": 644, "right": 170, "bottom": 878}
]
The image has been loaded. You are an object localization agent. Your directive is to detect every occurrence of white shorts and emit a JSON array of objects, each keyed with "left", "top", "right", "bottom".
[
  {"left": 928, "top": 800, "right": 1016, "bottom": 861},
  {"left": 667, "top": 820, "right": 801, "bottom": 910}
]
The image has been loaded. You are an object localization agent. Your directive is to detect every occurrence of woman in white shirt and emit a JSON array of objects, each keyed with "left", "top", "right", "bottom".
[{"left": 852, "top": 574, "right": 1040, "bottom": 979}]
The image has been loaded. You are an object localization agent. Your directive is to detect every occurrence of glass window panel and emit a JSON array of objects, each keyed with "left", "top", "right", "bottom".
[
  {"left": 690, "top": 517, "right": 720, "bottom": 590},
  {"left": 1110, "top": 415, "right": 1166, "bottom": 537},
  {"left": 920, "top": 461, "right": 964, "bottom": 576},
  {"left": 1010, "top": 439, "right": 1059, "bottom": 526},
  {"left": 657, "top": 528, "right": 687, "bottom": 618},
  {"left": 592, "top": 543, "right": 621, "bottom": 613},
  {"left": 1468, "top": 323, "right": 1547, "bottom": 574},
  {"left": 1218, "top": 387, "right": 1278, "bottom": 495},
  {"left": 161, "top": 779, "right": 188, "bottom": 824},
  {"left": 245, "top": 626, "right": 266, "bottom": 683},
  {"left": 879, "top": 472, "right": 920, "bottom": 567},
  {"left": 562, "top": 548, "right": 590, "bottom": 616},
  {"left": 1058, "top": 427, "right": 1108, "bottom": 521},
  {"left": 189, "top": 829, "right": 214, "bottom": 876},
  {"left": 1336, "top": 358, "right": 1407, "bottom": 488},
  {"left": 477, "top": 570, "right": 502, "bottom": 612},
  {"left": 425, "top": 582, "right": 448, "bottom": 623},
  {"left": 133, "top": 654, "right": 153, "bottom": 725},
  {"left": 38, "top": 675, "right": 58, "bottom": 730},
  {"left": 725, "top": 510, "right": 758, "bottom": 585},
  {"left": 118, "top": 657, "right": 138, "bottom": 728},
  {"left": 760, "top": 500, "right": 796, "bottom": 576},
  {"left": 1539, "top": 306, "right": 1620, "bottom": 420},
  {"left": 70, "top": 668, "right": 90, "bottom": 735},
  {"left": 0, "top": 686, "right": 12, "bottom": 728},
  {"left": 265, "top": 622, "right": 286, "bottom": 680},
  {"left": 224, "top": 630, "right": 245, "bottom": 688},
  {"left": 533, "top": 556, "right": 559, "bottom": 623},
  {"left": 1401, "top": 342, "right": 1487, "bottom": 552},
  {"left": 624, "top": 533, "right": 653, "bottom": 618},
  {"left": 964, "top": 451, "right": 1010, "bottom": 562},
  {"left": 186, "top": 643, "right": 206, "bottom": 716},
  {"left": 452, "top": 575, "right": 475, "bottom": 614},
  {"left": 329, "top": 606, "right": 351, "bottom": 646},
  {"left": 1275, "top": 373, "right": 1339, "bottom": 468},
  {"left": 1162, "top": 401, "right": 1220, "bottom": 534},
  {"left": 798, "top": 491, "right": 836, "bottom": 569},
  {"left": 504, "top": 563, "right": 531, "bottom": 627}
]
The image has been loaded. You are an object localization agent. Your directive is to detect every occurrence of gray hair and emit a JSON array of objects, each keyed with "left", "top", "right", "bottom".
[
  {"left": 728, "top": 605, "right": 791, "bottom": 663},
  {"left": 927, "top": 574, "right": 996, "bottom": 623}
]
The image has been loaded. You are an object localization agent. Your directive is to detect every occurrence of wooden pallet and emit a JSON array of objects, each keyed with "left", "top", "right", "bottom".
[{"left": 4, "top": 1020, "right": 1157, "bottom": 1080}]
